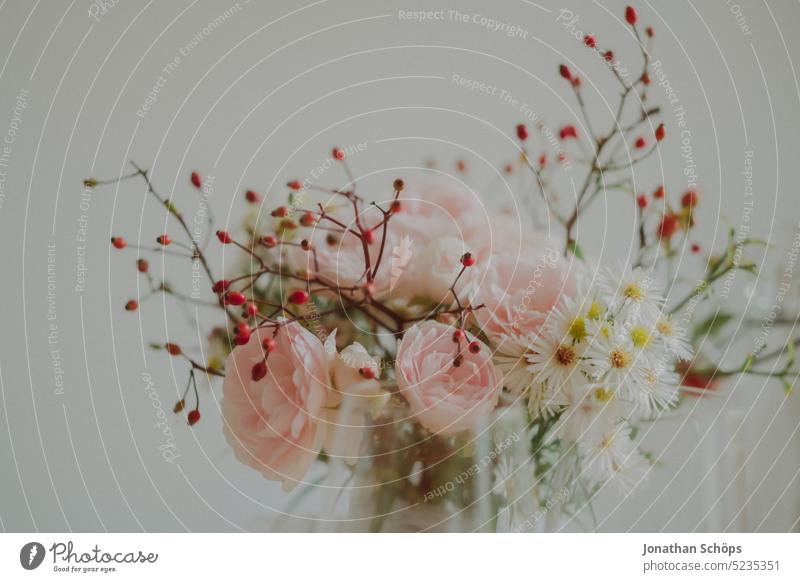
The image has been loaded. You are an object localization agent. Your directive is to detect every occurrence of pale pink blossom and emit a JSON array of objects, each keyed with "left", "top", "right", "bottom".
[
  {"left": 396, "top": 321, "right": 502, "bottom": 435},
  {"left": 221, "top": 322, "right": 332, "bottom": 491}
]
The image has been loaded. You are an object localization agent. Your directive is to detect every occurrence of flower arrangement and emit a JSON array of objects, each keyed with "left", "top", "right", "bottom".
[{"left": 89, "top": 5, "right": 797, "bottom": 531}]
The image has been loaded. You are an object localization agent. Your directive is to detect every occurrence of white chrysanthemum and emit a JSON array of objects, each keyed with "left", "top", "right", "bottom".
[
  {"left": 599, "top": 264, "right": 664, "bottom": 326},
  {"left": 583, "top": 323, "right": 647, "bottom": 388},
  {"left": 546, "top": 293, "right": 606, "bottom": 345},
  {"left": 633, "top": 366, "right": 680, "bottom": 415},
  {"left": 551, "top": 385, "right": 632, "bottom": 444},
  {"left": 578, "top": 422, "right": 648, "bottom": 491},
  {"left": 494, "top": 333, "right": 572, "bottom": 418},
  {"left": 526, "top": 330, "right": 588, "bottom": 394},
  {"left": 655, "top": 315, "right": 693, "bottom": 361}
]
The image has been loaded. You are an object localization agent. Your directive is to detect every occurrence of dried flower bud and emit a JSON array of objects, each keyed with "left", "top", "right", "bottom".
[
  {"left": 156, "top": 234, "right": 171, "bottom": 246},
  {"left": 216, "top": 230, "right": 233, "bottom": 244},
  {"left": 137, "top": 258, "right": 149, "bottom": 273},
  {"left": 111, "top": 236, "right": 126, "bottom": 249},
  {"left": 165, "top": 343, "right": 182, "bottom": 356},
  {"left": 516, "top": 123, "right": 529, "bottom": 141},
  {"left": 625, "top": 6, "right": 637, "bottom": 25},
  {"left": 245, "top": 190, "right": 260, "bottom": 204},
  {"left": 584, "top": 35, "right": 596, "bottom": 48},
  {"left": 288, "top": 289, "right": 310, "bottom": 305},
  {"left": 125, "top": 299, "right": 138, "bottom": 311},
  {"left": 655, "top": 123, "right": 665, "bottom": 142},
  {"left": 173, "top": 399, "right": 185, "bottom": 413},
  {"left": 262, "top": 235, "right": 277, "bottom": 248},
  {"left": 393, "top": 178, "right": 404, "bottom": 191},
  {"left": 187, "top": 409, "right": 201, "bottom": 425},
  {"left": 559, "top": 64, "right": 572, "bottom": 80}
]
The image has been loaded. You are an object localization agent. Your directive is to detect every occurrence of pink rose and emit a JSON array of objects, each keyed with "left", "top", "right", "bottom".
[
  {"left": 473, "top": 243, "right": 575, "bottom": 344},
  {"left": 221, "top": 322, "right": 332, "bottom": 491},
  {"left": 396, "top": 321, "right": 502, "bottom": 436}
]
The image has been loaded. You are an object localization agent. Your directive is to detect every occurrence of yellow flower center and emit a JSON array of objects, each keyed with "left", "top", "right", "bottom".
[
  {"left": 594, "top": 387, "right": 614, "bottom": 402},
  {"left": 586, "top": 300, "right": 603, "bottom": 320},
  {"left": 657, "top": 319, "right": 673, "bottom": 336},
  {"left": 630, "top": 326, "right": 651, "bottom": 348},
  {"left": 624, "top": 283, "right": 645, "bottom": 302},
  {"left": 569, "top": 317, "right": 587, "bottom": 342},
  {"left": 609, "top": 349, "right": 631, "bottom": 369},
  {"left": 555, "top": 345, "right": 577, "bottom": 367},
  {"left": 600, "top": 434, "right": 616, "bottom": 449}
]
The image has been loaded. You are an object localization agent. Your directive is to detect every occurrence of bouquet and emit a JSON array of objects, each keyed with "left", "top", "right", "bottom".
[{"left": 89, "top": 6, "right": 797, "bottom": 532}]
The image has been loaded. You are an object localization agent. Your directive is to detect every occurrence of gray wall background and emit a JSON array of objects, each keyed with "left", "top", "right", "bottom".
[{"left": 0, "top": 0, "right": 799, "bottom": 531}]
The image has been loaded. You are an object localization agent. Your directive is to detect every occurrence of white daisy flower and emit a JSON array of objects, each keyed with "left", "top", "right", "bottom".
[
  {"left": 600, "top": 264, "right": 665, "bottom": 326},
  {"left": 526, "top": 329, "right": 588, "bottom": 395},
  {"left": 633, "top": 366, "right": 680, "bottom": 415},
  {"left": 583, "top": 323, "right": 646, "bottom": 388},
  {"left": 655, "top": 315, "right": 693, "bottom": 361},
  {"left": 579, "top": 422, "right": 648, "bottom": 491},
  {"left": 551, "top": 385, "right": 633, "bottom": 444}
]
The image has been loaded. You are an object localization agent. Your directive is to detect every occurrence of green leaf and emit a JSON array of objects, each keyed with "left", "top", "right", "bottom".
[{"left": 691, "top": 310, "right": 733, "bottom": 343}]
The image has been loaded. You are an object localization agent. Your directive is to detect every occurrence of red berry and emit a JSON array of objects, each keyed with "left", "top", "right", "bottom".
[
  {"left": 137, "top": 258, "right": 149, "bottom": 273},
  {"left": 301, "top": 239, "right": 312, "bottom": 251},
  {"left": 691, "top": 243, "right": 701, "bottom": 254},
  {"left": 516, "top": 123, "right": 529, "bottom": 141},
  {"left": 251, "top": 361, "right": 267, "bottom": 382},
  {"left": 262, "top": 235, "right": 277, "bottom": 248},
  {"left": 216, "top": 230, "right": 233, "bottom": 244},
  {"left": 236, "top": 322, "right": 251, "bottom": 337},
  {"left": 190, "top": 172, "right": 201, "bottom": 189},
  {"left": 300, "top": 211, "right": 316, "bottom": 227},
  {"left": 225, "top": 291, "right": 246, "bottom": 306},
  {"left": 653, "top": 185, "right": 665, "bottom": 199},
  {"left": 461, "top": 252, "right": 476, "bottom": 267},
  {"left": 637, "top": 194, "right": 648, "bottom": 209},
  {"left": 156, "top": 234, "right": 171, "bottom": 246},
  {"left": 332, "top": 147, "right": 345, "bottom": 160},
  {"left": 165, "top": 343, "right": 182, "bottom": 356},
  {"left": 288, "top": 289, "right": 310, "bottom": 305},
  {"left": 245, "top": 190, "right": 260, "bottom": 204},
  {"left": 212, "top": 279, "right": 231, "bottom": 294},
  {"left": 234, "top": 332, "right": 251, "bottom": 346},
  {"left": 187, "top": 409, "right": 201, "bottom": 426},
  {"left": 625, "top": 6, "right": 637, "bottom": 25},
  {"left": 287, "top": 180, "right": 303, "bottom": 191},
  {"left": 559, "top": 64, "right": 572, "bottom": 80},
  {"left": 584, "top": 34, "right": 596, "bottom": 48},
  {"left": 245, "top": 302, "right": 258, "bottom": 317},
  {"left": 363, "top": 229, "right": 375, "bottom": 244},
  {"left": 682, "top": 190, "right": 699, "bottom": 208},
  {"left": 390, "top": 200, "right": 402, "bottom": 213},
  {"left": 262, "top": 337, "right": 275, "bottom": 353},
  {"left": 655, "top": 123, "right": 665, "bottom": 142},
  {"left": 452, "top": 329, "right": 465, "bottom": 343},
  {"left": 559, "top": 125, "right": 578, "bottom": 140},
  {"left": 111, "top": 236, "right": 126, "bottom": 249},
  {"left": 271, "top": 206, "right": 289, "bottom": 218},
  {"left": 658, "top": 214, "right": 681, "bottom": 239},
  {"left": 359, "top": 366, "right": 377, "bottom": 380},
  {"left": 635, "top": 137, "right": 647, "bottom": 149},
  {"left": 604, "top": 50, "right": 614, "bottom": 62},
  {"left": 468, "top": 341, "right": 481, "bottom": 354},
  {"left": 125, "top": 299, "right": 138, "bottom": 311}
]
